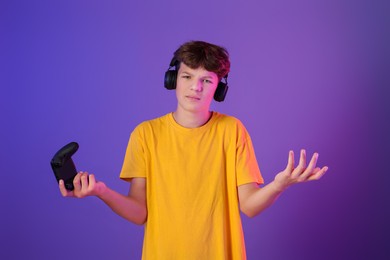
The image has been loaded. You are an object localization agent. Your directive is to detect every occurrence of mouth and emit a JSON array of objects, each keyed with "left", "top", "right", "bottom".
[{"left": 186, "top": 95, "right": 201, "bottom": 101}]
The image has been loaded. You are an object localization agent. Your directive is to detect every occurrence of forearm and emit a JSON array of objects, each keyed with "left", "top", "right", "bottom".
[
  {"left": 240, "top": 181, "right": 286, "bottom": 218},
  {"left": 97, "top": 186, "right": 147, "bottom": 225}
]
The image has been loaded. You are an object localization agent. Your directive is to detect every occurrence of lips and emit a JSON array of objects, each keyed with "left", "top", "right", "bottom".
[{"left": 186, "top": 95, "right": 201, "bottom": 100}]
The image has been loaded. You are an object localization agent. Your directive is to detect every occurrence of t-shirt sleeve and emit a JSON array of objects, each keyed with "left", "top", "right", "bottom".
[
  {"left": 119, "top": 125, "right": 147, "bottom": 182},
  {"left": 235, "top": 123, "right": 264, "bottom": 186}
]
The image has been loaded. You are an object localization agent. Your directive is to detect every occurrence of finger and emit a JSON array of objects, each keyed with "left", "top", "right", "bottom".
[
  {"left": 285, "top": 150, "right": 294, "bottom": 173},
  {"left": 73, "top": 172, "right": 83, "bottom": 192},
  {"left": 307, "top": 166, "right": 328, "bottom": 181},
  {"left": 292, "top": 149, "right": 306, "bottom": 178},
  {"left": 88, "top": 174, "right": 96, "bottom": 191},
  {"left": 299, "top": 149, "right": 307, "bottom": 168},
  {"left": 80, "top": 172, "right": 90, "bottom": 193},
  {"left": 89, "top": 174, "right": 96, "bottom": 184},
  {"left": 300, "top": 152, "right": 319, "bottom": 180},
  {"left": 59, "top": 179, "right": 71, "bottom": 197}
]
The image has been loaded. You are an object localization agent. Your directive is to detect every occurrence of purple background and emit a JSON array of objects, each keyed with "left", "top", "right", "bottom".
[{"left": 1, "top": 0, "right": 389, "bottom": 259}]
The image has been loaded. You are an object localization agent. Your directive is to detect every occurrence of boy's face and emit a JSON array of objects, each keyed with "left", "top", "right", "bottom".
[{"left": 175, "top": 62, "right": 219, "bottom": 114}]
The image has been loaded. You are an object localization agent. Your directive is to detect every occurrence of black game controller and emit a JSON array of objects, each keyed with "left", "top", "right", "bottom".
[{"left": 50, "top": 142, "right": 79, "bottom": 191}]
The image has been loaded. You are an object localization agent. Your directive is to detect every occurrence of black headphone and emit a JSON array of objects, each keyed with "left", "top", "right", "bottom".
[{"left": 164, "top": 58, "right": 229, "bottom": 102}]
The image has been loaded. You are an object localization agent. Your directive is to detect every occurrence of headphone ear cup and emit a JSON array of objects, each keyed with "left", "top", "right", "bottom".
[
  {"left": 164, "top": 70, "right": 177, "bottom": 90},
  {"left": 214, "top": 82, "right": 229, "bottom": 102}
]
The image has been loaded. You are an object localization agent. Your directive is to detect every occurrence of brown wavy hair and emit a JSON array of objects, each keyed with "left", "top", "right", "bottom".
[{"left": 173, "top": 41, "right": 230, "bottom": 80}]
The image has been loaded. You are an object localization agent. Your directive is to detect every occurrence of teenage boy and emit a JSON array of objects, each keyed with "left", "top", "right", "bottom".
[{"left": 59, "top": 41, "right": 328, "bottom": 260}]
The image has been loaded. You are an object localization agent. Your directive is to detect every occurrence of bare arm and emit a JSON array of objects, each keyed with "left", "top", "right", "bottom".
[
  {"left": 238, "top": 149, "right": 328, "bottom": 218},
  {"left": 59, "top": 173, "right": 147, "bottom": 225}
]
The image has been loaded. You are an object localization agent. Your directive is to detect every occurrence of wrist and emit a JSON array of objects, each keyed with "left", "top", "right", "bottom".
[
  {"left": 271, "top": 180, "right": 288, "bottom": 193},
  {"left": 96, "top": 182, "right": 109, "bottom": 199}
]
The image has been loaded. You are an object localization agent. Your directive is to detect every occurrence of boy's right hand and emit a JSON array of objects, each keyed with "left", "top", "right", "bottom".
[{"left": 59, "top": 171, "right": 106, "bottom": 198}]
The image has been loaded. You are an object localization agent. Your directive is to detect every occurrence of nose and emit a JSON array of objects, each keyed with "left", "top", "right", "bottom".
[{"left": 190, "top": 80, "right": 203, "bottom": 92}]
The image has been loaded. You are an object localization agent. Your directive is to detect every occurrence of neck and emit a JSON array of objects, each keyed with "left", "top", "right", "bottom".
[{"left": 172, "top": 109, "right": 212, "bottom": 128}]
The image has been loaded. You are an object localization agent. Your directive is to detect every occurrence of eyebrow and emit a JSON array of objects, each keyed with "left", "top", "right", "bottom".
[{"left": 179, "top": 71, "right": 215, "bottom": 79}]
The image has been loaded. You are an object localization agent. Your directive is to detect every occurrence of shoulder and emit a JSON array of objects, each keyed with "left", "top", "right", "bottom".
[
  {"left": 131, "top": 114, "right": 169, "bottom": 137},
  {"left": 213, "top": 112, "right": 246, "bottom": 129},
  {"left": 212, "top": 112, "right": 253, "bottom": 143},
  {"left": 134, "top": 114, "right": 169, "bottom": 131}
]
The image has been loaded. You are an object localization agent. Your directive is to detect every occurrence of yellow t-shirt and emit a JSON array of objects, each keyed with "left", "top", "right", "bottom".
[{"left": 120, "top": 112, "right": 263, "bottom": 260}]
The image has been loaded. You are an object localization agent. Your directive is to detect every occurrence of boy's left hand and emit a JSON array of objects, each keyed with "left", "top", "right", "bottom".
[{"left": 274, "top": 149, "right": 328, "bottom": 191}]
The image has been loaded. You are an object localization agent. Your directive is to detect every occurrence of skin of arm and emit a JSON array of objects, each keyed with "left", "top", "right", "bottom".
[
  {"left": 238, "top": 149, "right": 328, "bottom": 218},
  {"left": 59, "top": 175, "right": 147, "bottom": 225}
]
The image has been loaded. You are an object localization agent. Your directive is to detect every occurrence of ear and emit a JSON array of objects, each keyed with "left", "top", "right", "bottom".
[
  {"left": 164, "top": 70, "right": 177, "bottom": 90},
  {"left": 164, "top": 58, "right": 178, "bottom": 90},
  {"left": 213, "top": 76, "right": 229, "bottom": 102}
]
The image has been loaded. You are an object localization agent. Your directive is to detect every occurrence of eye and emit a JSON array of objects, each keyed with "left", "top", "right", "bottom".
[
  {"left": 203, "top": 79, "right": 213, "bottom": 84},
  {"left": 181, "top": 75, "right": 191, "bottom": 79}
]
